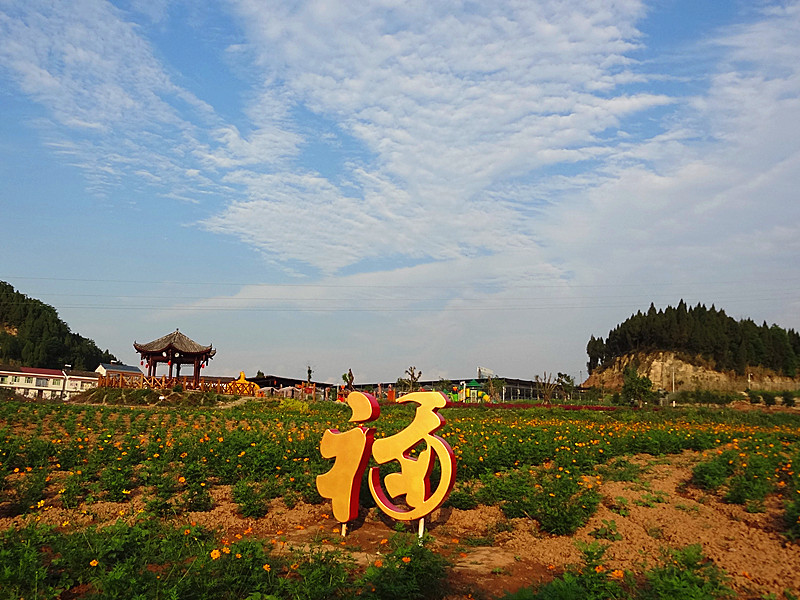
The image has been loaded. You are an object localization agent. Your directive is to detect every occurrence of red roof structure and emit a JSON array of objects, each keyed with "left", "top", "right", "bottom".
[{"left": 134, "top": 329, "right": 215, "bottom": 386}]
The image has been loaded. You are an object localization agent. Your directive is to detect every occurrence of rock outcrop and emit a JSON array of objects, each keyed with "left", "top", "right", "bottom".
[{"left": 584, "top": 351, "right": 799, "bottom": 392}]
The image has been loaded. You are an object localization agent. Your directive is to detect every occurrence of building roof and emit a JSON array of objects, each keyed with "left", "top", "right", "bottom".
[
  {"left": 0, "top": 365, "right": 64, "bottom": 376},
  {"left": 0, "top": 365, "right": 97, "bottom": 378},
  {"left": 97, "top": 363, "right": 143, "bottom": 374},
  {"left": 133, "top": 329, "right": 215, "bottom": 357}
]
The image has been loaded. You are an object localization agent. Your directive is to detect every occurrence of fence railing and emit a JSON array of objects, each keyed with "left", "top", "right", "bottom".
[{"left": 97, "top": 374, "right": 246, "bottom": 395}]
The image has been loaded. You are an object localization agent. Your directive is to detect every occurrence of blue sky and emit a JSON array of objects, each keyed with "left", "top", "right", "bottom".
[{"left": 1, "top": 0, "right": 799, "bottom": 385}]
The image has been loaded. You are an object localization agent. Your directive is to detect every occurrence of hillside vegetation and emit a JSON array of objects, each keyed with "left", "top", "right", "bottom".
[
  {"left": 587, "top": 301, "right": 800, "bottom": 379},
  {"left": 0, "top": 281, "right": 116, "bottom": 370}
]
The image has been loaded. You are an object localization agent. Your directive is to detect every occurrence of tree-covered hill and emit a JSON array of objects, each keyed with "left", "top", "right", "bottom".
[
  {"left": 0, "top": 281, "right": 116, "bottom": 370},
  {"left": 587, "top": 301, "right": 800, "bottom": 378}
]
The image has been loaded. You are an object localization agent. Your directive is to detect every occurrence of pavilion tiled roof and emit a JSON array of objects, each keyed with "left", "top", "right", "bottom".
[{"left": 133, "top": 330, "right": 215, "bottom": 356}]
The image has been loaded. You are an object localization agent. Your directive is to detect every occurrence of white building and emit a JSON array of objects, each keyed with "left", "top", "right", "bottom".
[
  {"left": 95, "top": 363, "right": 144, "bottom": 378},
  {"left": 0, "top": 365, "right": 98, "bottom": 400}
]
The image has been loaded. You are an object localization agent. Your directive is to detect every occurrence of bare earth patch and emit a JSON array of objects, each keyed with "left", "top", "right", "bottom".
[{"left": 3, "top": 449, "right": 799, "bottom": 598}]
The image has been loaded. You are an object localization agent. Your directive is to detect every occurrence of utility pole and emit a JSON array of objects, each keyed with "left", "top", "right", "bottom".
[{"left": 60, "top": 364, "right": 72, "bottom": 400}]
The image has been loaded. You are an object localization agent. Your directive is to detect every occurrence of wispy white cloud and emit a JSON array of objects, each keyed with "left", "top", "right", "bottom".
[{"left": 198, "top": 0, "right": 667, "bottom": 274}]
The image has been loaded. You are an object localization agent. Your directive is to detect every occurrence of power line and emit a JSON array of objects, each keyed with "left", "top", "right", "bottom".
[{"left": 5, "top": 274, "right": 800, "bottom": 290}]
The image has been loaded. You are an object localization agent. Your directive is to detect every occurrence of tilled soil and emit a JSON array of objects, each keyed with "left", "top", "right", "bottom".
[{"left": 3, "top": 449, "right": 799, "bottom": 599}]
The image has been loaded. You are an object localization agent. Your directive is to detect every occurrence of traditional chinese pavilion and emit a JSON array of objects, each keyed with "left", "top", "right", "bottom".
[{"left": 133, "top": 329, "right": 215, "bottom": 386}]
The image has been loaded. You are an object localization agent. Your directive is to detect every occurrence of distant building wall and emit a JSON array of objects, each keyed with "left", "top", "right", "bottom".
[{"left": 0, "top": 366, "right": 97, "bottom": 400}]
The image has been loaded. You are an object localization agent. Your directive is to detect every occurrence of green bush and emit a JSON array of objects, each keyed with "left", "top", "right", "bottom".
[
  {"left": 641, "top": 544, "right": 734, "bottom": 599},
  {"left": 232, "top": 479, "right": 276, "bottom": 518},
  {"left": 499, "top": 541, "right": 624, "bottom": 600},
  {"left": 691, "top": 451, "right": 737, "bottom": 491},
  {"left": 443, "top": 483, "right": 479, "bottom": 510},
  {"left": 478, "top": 468, "right": 600, "bottom": 535},
  {"left": 762, "top": 391, "right": 777, "bottom": 407},
  {"left": 360, "top": 534, "right": 449, "bottom": 600}
]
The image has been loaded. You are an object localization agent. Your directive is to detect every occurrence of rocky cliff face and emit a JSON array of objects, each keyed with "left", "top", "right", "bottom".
[{"left": 584, "top": 351, "right": 799, "bottom": 392}]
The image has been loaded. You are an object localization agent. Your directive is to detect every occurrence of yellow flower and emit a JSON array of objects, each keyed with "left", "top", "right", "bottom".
[
  {"left": 263, "top": 563, "right": 271, "bottom": 572},
  {"left": 610, "top": 569, "right": 624, "bottom": 579},
  {"left": 222, "top": 546, "right": 231, "bottom": 554},
  {"left": 90, "top": 559, "right": 99, "bottom": 567},
  {"left": 594, "top": 565, "right": 605, "bottom": 573},
  {"left": 210, "top": 549, "right": 221, "bottom": 560}
]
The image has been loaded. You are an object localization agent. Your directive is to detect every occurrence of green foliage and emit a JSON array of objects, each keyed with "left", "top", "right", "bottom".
[
  {"left": 483, "top": 377, "right": 508, "bottom": 402},
  {"left": 642, "top": 544, "right": 734, "bottom": 599},
  {"left": 672, "top": 390, "right": 740, "bottom": 406},
  {"left": 360, "top": 534, "right": 449, "bottom": 600},
  {"left": 4, "top": 398, "right": 800, "bottom": 567},
  {"left": 597, "top": 458, "right": 642, "bottom": 482},
  {"left": 784, "top": 496, "right": 800, "bottom": 540},
  {"left": 0, "top": 519, "right": 356, "bottom": 600},
  {"left": 635, "top": 491, "right": 669, "bottom": 507},
  {"left": 5, "top": 467, "right": 49, "bottom": 516},
  {"left": 279, "top": 397, "right": 310, "bottom": 413},
  {"left": 0, "top": 280, "right": 117, "bottom": 370},
  {"left": 691, "top": 452, "right": 737, "bottom": 490},
  {"left": 500, "top": 541, "right": 624, "bottom": 600},
  {"left": 442, "top": 483, "right": 479, "bottom": 510},
  {"left": 761, "top": 391, "right": 777, "bottom": 407},
  {"left": 589, "top": 519, "right": 622, "bottom": 541},
  {"left": 232, "top": 479, "right": 278, "bottom": 518},
  {"left": 501, "top": 543, "right": 734, "bottom": 600},
  {"left": 621, "top": 366, "right": 654, "bottom": 408},
  {"left": 181, "top": 461, "right": 213, "bottom": 511},
  {"left": 582, "top": 386, "right": 603, "bottom": 404},
  {"left": 608, "top": 496, "right": 630, "bottom": 517},
  {"left": 691, "top": 438, "right": 786, "bottom": 512},
  {"left": 587, "top": 300, "right": 800, "bottom": 378},
  {"left": 100, "top": 465, "right": 135, "bottom": 502},
  {"left": 478, "top": 468, "right": 601, "bottom": 535}
]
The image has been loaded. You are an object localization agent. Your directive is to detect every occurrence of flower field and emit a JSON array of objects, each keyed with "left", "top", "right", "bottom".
[{"left": 2, "top": 396, "right": 800, "bottom": 599}]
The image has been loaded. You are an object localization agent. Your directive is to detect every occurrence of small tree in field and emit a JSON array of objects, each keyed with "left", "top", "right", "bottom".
[
  {"left": 621, "top": 366, "right": 653, "bottom": 408},
  {"left": 342, "top": 369, "right": 355, "bottom": 392},
  {"left": 557, "top": 372, "right": 576, "bottom": 401},
  {"left": 483, "top": 376, "right": 506, "bottom": 403},
  {"left": 405, "top": 366, "right": 422, "bottom": 391},
  {"left": 535, "top": 372, "right": 559, "bottom": 404}
]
